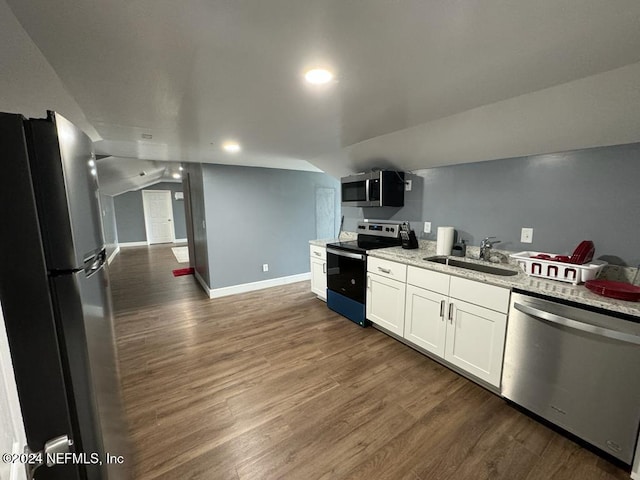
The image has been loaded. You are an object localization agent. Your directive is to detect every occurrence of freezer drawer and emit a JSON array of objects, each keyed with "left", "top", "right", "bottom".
[{"left": 502, "top": 292, "right": 640, "bottom": 464}]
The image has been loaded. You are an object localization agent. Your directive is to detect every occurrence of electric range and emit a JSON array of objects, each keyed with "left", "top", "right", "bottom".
[{"left": 326, "top": 221, "right": 402, "bottom": 326}]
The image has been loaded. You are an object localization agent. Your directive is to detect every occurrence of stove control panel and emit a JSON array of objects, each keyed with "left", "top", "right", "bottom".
[{"left": 357, "top": 221, "right": 401, "bottom": 239}]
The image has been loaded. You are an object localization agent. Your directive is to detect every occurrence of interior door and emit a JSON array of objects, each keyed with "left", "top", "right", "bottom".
[
  {"left": 142, "top": 190, "right": 174, "bottom": 244},
  {"left": 0, "top": 303, "right": 27, "bottom": 480}
]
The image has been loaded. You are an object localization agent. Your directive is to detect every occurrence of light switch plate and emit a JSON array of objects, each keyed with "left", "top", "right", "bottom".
[
  {"left": 521, "top": 227, "right": 533, "bottom": 243},
  {"left": 424, "top": 222, "right": 431, "bottom": 234},
  {"left": 405, "top": 180, "right": 412, "bottom": 191}
]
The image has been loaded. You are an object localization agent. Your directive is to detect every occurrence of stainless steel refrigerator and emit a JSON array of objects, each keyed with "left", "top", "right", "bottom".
[{"left": 0, "top": 111, "right": 130, "bottom": 479}]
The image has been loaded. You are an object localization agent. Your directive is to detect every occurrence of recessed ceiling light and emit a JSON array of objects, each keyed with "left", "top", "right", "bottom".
[
  {"left": 304, "top": 68, "right": 334, "bottom": 85},
  {"left": 222, "top": 141, "right": 241, "bottom": 153},
  {"left": 172, "top": 173, "right": 182, "bottom": 180},
  {"left": 179, "top": 166, "right": 184, "bottom": 171},
  {"left": 88, "top": 159, "right": 96, "bottom": 168}
]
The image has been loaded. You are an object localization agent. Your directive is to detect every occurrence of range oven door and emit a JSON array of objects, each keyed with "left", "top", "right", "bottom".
[
  {"left": 326, "top": 247, "right": 367, "bottom": 326},
  {"left": 326, "top": 248, "right": 366, "bottom": 303}
]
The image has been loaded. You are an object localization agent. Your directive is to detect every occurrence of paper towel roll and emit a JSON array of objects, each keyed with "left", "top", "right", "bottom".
[{"left": 436, "top": 227, "right": 455, "bottom": 256}]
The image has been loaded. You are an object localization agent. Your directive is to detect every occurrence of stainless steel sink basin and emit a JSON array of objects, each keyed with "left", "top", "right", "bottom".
[{"left": 424, "top": 256, "right": 519, "bottom": 276}]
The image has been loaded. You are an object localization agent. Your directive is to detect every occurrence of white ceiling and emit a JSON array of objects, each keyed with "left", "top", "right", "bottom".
[{"left": 3, "top": 0, "right": 640, "bottom": 189}]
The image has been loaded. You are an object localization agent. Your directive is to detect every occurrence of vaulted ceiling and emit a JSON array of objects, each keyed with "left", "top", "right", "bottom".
[{"left": 3, "top": 0, "right": 640, "bottom": 193}]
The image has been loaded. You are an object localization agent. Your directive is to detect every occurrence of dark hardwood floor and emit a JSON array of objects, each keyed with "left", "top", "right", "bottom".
[{"left": 108, "top": 245, "right": 631, "bottom": 480}]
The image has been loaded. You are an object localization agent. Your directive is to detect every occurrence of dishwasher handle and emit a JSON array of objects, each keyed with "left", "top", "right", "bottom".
[{"left": 513, "top": 302, "right": 640, "bottom": 346}]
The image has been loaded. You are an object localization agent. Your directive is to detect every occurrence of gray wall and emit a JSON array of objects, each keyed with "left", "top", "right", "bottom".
[
  {"left": 343, "top": 142, "right": 640, "bottom": 266},
  {"left": 202, "top": 164, "right": 340, "bottom": 289},
  {"left": 113, "top": 182, "right": 187, "bottom": 243},
  {"left": 184, "top": 164, "right": 210, "bottom": 285},
  {"left": 99, "top": 193, "right": 118, "bottom": 257}
]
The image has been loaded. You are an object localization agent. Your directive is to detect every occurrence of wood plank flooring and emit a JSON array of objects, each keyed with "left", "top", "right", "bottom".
[{"left": 108, "top": 245, "right": 631, "bottom": 480}]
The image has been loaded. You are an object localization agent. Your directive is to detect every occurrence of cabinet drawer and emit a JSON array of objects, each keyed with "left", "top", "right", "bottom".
[
  {"left": 449, "top": 276, "right": 510, "bottom": 313},
  {"left": 309, "top": 245, "right": 326, "bottom": 260},
  {"left": 367, "top": 257, "right": 407, "bottom": 282},
  {"left": 407, "top": 266, "right": 450, "bottom": 295}
]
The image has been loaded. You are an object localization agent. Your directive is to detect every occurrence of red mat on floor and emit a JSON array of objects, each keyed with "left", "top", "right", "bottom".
[{"left": 172, "top": 267, "right": 194, "bottom": 277}]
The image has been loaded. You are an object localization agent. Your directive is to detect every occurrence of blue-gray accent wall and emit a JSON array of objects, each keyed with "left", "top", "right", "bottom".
[
  {"left": 199, "top": 164, "right": 340, "bottom": 289},
  {"left": 343, "top": 142, "right": 640, "bottom": 266},
  {"left": 113, "top": 182, "right": 187, "bottom": 243}
]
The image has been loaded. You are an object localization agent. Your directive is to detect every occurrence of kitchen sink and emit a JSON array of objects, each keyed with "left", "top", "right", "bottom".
[{"left": 424, "top": 256, "right": 519, "bottom": 276}]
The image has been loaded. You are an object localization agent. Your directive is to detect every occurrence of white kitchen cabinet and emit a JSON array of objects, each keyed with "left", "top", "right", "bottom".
[
  {"left": 366, "top": 258, "right": 407, "bottom": 336},
  {"left": 403, "top": 265, "right": 510, "bottom": 387},
  {"left": 309, "top": 245, "right": 327, "bottom": 301},
  {"left": 444, "top": 299, "right": 508, "bottom": 387},
  {"left": 405, "top": 284, "right": 447, "bottom": 357}
]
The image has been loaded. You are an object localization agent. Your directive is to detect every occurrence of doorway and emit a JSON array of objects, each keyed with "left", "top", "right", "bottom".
[
  {"left": 142, "top": 190, "right": 175, "bottom": 244},
  {"left": 0, "top": 305, "right": 27, "bottom": 480}
]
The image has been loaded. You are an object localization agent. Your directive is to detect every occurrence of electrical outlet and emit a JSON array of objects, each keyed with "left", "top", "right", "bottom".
[
  {"left": 262, "top": 264, "right": 269, "bottom": 272},
  {"left": 521, "top": 227, "right": 533, "bottom": 243},
  {"left": 405, "top": 180, "right": 412, "bottom": 191},
  {"left": 424, "top": 221, "right": 431, "bottom": 234}
]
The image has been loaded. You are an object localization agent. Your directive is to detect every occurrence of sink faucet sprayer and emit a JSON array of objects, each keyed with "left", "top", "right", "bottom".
[{"left": 480, "top": 237, "right": 501, "bottom": 261}]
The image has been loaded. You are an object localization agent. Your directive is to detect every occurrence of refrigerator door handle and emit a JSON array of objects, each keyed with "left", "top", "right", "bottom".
[
  {"left": 25, "top": 434, "right": 74, "bottom": 480},
  {"left": 84, "top": 248, "right": 106, "bottom": 277}
]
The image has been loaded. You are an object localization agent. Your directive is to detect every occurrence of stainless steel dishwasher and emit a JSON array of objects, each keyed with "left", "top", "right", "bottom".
[{"left": 502, "top": 291, "right": 640, "bottom": 464}]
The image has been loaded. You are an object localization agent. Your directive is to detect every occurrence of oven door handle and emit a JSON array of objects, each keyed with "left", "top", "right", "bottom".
[
  {"left": 513, "top": 302, "right": 640, "bottom": 345},
  {"left": 326, "top": 248, "right": 365, "bottom": 261}
]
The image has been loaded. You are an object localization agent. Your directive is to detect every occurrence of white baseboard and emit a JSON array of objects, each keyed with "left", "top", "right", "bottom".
[
  {"left": 107, "top": 246, "right": 120, "bottom": 265},
  {"left": 207, "top": 272, "right": 311, "bottom": 299},
  {"left": 118, "top": 241, "right": 149, "bottom": 247},
  {"left": 173, "top": 238, "right": 187, "bottom": 243}
]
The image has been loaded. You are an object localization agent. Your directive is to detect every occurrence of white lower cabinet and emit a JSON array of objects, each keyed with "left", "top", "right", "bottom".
[
  {"left": 444, "top": 299, "right": 507, "bottom": 387},
  {"left": 309, "top": 245, "right": 327, "bottom": 300},
  {"left": 404, "top": 284, "right": 447, "bottom": 357},
  {"left": 366, "top": 258, "right": 407, "bottom": 336},
  {"left": 367, "top": 272, "right": 406, "bottom": 336},
  {"left": 402, "top": 265, "right": 510, "bottom": 388}
]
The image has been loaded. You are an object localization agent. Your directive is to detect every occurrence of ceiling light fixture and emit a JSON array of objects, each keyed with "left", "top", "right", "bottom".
[
  {"left": 222, "top": 141, "right": 241, "bottom": 153},
  {"left": 304, "top": 68, "right": 334, "bottom": 85}
]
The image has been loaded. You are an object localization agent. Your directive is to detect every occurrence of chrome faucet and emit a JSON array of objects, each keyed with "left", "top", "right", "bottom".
[{"left": 480, "top": 237, "right": 501, "bottom": 261}]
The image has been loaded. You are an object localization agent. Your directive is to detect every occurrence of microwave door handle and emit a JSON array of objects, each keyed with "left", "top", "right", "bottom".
[
  {"left": 365, "top": 179, "right": 370, "bottom": 202},
  {"left": 513, "top": 302, "right": 640, "bottom": 345}
]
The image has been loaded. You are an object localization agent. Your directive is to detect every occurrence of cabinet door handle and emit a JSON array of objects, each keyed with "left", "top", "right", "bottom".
[
  {"left": 378, "top": 267, "right": 391, "bottom": 274},
  {"left": 448, "top": 303, "right": 454, "bottom": 323},
  {"left": 314, "top": 251, "right": 322, "bottom": 256},
  {"left": 367, "top": 275, "right": 371, "bottom": 289},
  {"left": 322, "top": 263, "right": 326, "bottom": 274},
  {"left": 439, "top": 300, "right": 445, "bottom": 318}
]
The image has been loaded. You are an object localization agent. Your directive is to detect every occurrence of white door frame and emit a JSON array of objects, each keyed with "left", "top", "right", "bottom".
[
  {"left": 0, "top": 303, "right": 28, "bottom": 480},
  {"left": 142, "top": 190, "right": 175, "bottom": 244}
]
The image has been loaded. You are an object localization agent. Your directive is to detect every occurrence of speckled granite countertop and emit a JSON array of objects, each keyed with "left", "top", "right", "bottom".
[
  {"left": 309, "top": 231, "right": 356, "bottom": 247},
  {"left": 367, "top": 243, "right": 640, "bottom": 318}
]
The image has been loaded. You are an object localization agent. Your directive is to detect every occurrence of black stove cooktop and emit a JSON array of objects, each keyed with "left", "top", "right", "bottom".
[{"left": 327, "top": 236, "right": 401, "bottom": 253}]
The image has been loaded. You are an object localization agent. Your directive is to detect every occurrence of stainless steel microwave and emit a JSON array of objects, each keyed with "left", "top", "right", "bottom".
[{"left": 341, "top": 171, "right": 405, "bottom": 207}]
